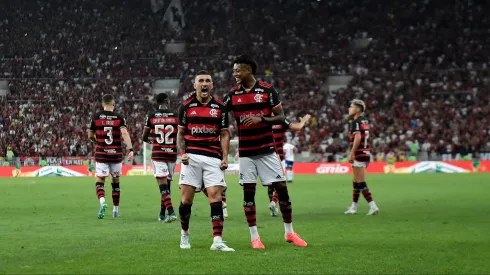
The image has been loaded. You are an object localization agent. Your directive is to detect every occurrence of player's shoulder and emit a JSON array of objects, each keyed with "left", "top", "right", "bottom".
[
  {"left": 212, "top": 97, "right": 226, "bottom": 107},
  {"left": 229, "top": 85, "right": 241, "bottom": 92},
  {"left": 112, "top": 112, "right": 125, "bottom": 120},
  {"left": 257, "top": 80, "right": 273, "bottom": 89},
  {"left": 182, "top": 94, "right": 196, "bottom": 106},
  {"left": 358, "top": 116, "right": 369, "bottom": 123}
]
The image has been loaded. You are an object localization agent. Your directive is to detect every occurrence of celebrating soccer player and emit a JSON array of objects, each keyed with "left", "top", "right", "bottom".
[
  {"left": 268, "top": 115, "right": 311, "bottom": 216},
  {"left": 88, "top": 94, "right": 134, "bottom": 219},
  {"left": 142, "top": 93, "right": 178, "bottom": 223},
  {"left": 223, "top": 55, "right": 307, "bottom": 249},
  {"left": 176, "top": 70, "right": 234, "bottom": 251},
  {"left": 344, "top": 99, "right": 380, "bottom": 215}
]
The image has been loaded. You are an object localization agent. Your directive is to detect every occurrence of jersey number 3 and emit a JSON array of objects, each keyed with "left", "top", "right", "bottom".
[
  {"left": 104, "top": 127, "right": 113, "bottom": 145},
  {"left": 155, "top": 125, "right": 174, "bottom": 144}
]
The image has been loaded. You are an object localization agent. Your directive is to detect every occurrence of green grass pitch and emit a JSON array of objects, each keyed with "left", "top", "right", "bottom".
[{"left": 0, "top": 174, "right": 489, "bottom": 274}]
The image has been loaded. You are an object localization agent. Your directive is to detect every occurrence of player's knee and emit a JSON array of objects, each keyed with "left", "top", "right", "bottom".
[{"left": 181, "top": 196, "right": 193, "bottom": 205}]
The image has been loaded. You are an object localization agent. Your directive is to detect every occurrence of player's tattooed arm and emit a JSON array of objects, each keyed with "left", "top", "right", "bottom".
[
  {"left": 177, "top": 127, "right": 186, "bottom": 154},
  {"left": 220, "top": 129, "right": 230, "bottom": 160},
  {"left": 121, "top": 127, "right": 133, "bottom": 150},
  {"left": 261, "top": 104, "right": 285, "bottom": 124}
]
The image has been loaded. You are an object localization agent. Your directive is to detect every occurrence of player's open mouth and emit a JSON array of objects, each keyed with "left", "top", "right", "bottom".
[
  {"left": 235, "top": 77, "right": 241, "bottom": 82},
  {"left": 201, "top": 87, "right": 209, "bottom": 95}
]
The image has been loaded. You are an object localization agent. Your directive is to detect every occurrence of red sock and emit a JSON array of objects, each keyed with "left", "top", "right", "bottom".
[
  {"left": 353, "top": 182, "right": 360, "bottom": 203},
  {"left": 359, "top": 182, "right": 373, "bottom": 203},
  {"left": 276, "top": 187, "right": 292, "bottom": 223},
  {"left": 243, "top": 184, "right": 257, "bottom": 227},
  {"left": 222, "top": 191, "right": 227, "bottom": 203},
  {"left": 272, "top": 191, "right": 279, "bottom": 203},
  {"left": 163, "top": 191, "right": 174, "bottom": 214},
  {"left": 111, "top": 183, "right": 120, "bottom": 206},
  {"left": 96, "top": 182, "right": 105, "bottom": 200},
  {"left": 210, "top": 201, "right": 224, "bottom": 237}
]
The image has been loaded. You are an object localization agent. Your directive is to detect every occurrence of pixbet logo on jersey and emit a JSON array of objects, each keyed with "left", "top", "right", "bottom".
[
  {"left": 191, "top": 125, "right": 218, "bottom": 135},
  {"left": 239, "top": 111, "right": 265, "bottom": 124}
]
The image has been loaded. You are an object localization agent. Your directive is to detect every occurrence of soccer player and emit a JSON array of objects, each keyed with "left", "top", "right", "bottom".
[
  {"left": 268, "top": 115, "right": 311, "bottom": 216},
  {"left": 177, "top": 70, "right": 234, "bottom": 251},
  {"left": 223, "top": 54, "right": 307, "bottom": 248},
  {"left": 142, "top": 93, "right": 178, "bottom": 223},
  {"left": 88, "top": 94, "right": 134, "bottom": 219},
  {"left": 344, "top": 99, "right": 380, "bottom": 215}
]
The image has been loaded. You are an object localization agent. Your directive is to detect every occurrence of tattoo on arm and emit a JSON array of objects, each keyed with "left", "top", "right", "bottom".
[{"left": 177, "top": 128, "right": 186, "bottom": 153}]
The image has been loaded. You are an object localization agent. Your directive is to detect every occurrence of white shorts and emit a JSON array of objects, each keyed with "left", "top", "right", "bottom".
[
  {"left": 239, "top": 153, "right": 285, "bottom": 186},
  {"left": 179, "top": 153, "right": 226, "bottom": 192},
  {"left": 352, "top": 160, "right": 369, "bottom": 168},
  {"left": 95, "top": 162, "right": 123, "bottom": 178},
  {"left": 151, "top": 160, "right": 176, "bottom": 180}
]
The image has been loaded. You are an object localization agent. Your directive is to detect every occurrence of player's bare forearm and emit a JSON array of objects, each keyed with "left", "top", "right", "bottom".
[
  {"left": 262, "top": 106, "right": 285, "bottom": 124},
  {"left": 350, "top": 133, "right": 361, "bottom": 154},
  {"left": 220, "top": 129, "right": 230, "bottom": 160},
  {"left": 88, "top": 131, "right": 96, "bottom": 143},
  {"left": 290, "top": 114, "right": 311, "bottom": 130},
  {"left": 121, "top": 128, "right": 133, "bottom": 149},
  {"left": 177, "top": 128, "right": 186, "bottom": 153},
  {"left": 142, "top": 127, "right": 150, "bottom": 143}
]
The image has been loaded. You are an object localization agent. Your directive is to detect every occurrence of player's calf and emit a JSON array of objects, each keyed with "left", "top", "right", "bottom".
[
  {"left": 275, "top": 184, "right": 307, "bottom": 247},
  {"left": 95, "top": 182, "right": 107, "bottom": 219},
  {"left": 111, "top": 182, "right": 120, "bottom": 217}
]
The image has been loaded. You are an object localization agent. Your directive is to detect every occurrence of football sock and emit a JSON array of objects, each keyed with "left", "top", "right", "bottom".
[
  {"left": 359, "top": 182, "right": 373, "bottom": 203},
  {"left": 272, "top": 191, "right": 279, "bottom": 203},
  {"left": 286, "top": 169, "right": 294, "bottom": 182},
  {"left": 161, "top": 184, "right": 174, "bottom": 215},
  {"left": 179, "top": 202, "right": 192, "bottom": 232},
  {"left": 210, "top": 201, "right": 224, "bottom": 240},
  {"left": 276, "top": 186, "right": 293, "bottom": 226},
  {"left": 96, "top": 182, "right": 105, "bottom": 205},
  {"left": 243, "top": 184, "right": 258, "bottom": 239},
  {"left": 222, "top": 191, "right": 227, "bottom": 204},
  {"left": 267, "top": 187, "right": 274, "bottom": 202},
  {"left": 111, "top": 183, "right": 120, "bottom": 208},
  {"left": 158, "top": 184, "right": 166, "bottom": 215},
  {"left": 352, "top": 182, "right": 360, "bottom": 207}
]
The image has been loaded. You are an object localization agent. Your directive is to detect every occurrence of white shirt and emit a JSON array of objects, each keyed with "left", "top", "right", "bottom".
[{"left": 283, "top": 143, "right": 295, "bottom": 162}]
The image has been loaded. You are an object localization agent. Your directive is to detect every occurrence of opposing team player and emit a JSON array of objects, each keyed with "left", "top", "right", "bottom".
[
  {"left": 88, "top": 94, "right": 134, "bottom": 219},
  {"left": 143, "top": 93, "right": 178, "bottom": 223},
  {"left": 268, "top": 115, "right": 311, "bottom": 216},
  {"left": 177, "top": 70, "right": 234, "bottom": 251},
  {"left": 344, "top": 99, "right": 380, "bottom": 215},
  {"left": 224, "top": 55, "right": 307, "bottom": 248}
]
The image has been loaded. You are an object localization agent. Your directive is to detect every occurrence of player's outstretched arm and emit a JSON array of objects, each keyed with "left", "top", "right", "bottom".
[
  {"left": 261, "top": 104, "right": 285, "bottom": 125},
  {"left": 289, "top": 114, "right": 312, "bottom": 131},
  {"left": 87, "top": 130, "right": 96, "bottom": 143}
]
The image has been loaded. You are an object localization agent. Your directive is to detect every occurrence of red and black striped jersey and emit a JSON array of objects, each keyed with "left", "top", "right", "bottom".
[
  {"left": 350, "top": 116, "right": 371, "bottom": 154},
  {"left": 89, "top": 111, "right": 127, "bottom": 164},
  {"left": 223, "top": 81, "right": 282, "bottom": 157},
  {"left": 272, "top": 119, "right": 292, "bottom": 161},
  {"left": 178, "top": 95, "right": 228, "bottom": 160},
  {"left": 144, "top": 109, "right": 178, "bottom": 162}
]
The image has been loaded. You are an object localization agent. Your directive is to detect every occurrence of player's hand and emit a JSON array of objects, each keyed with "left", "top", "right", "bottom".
[
  {"left": 181, "top": 153, "right": 190, "bottom": 165},
  {"left": 348, "top": 152, "right": 355, "bottom": 163},
  {"left": 300, "top": 114, "right": 312, "bottom": 125},
  {"left": 220, "top": 159, "right": 228, "bottom": 171},
  {"left": 243, "top": 116, "right": 262, "bottom": 126},
  {"left": 127, "top": 151, "right": 134, "bottom": 162}
]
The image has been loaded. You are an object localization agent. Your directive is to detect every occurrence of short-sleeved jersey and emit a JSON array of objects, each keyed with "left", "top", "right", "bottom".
[
  {"left": 89, "top": 111, "right": 127, "bottom": 164},
  {"left": 272, "top": 119, "right": 292, "bottom": 161},
  {"left": 350, "top": 115, "right": 371, "bottom": 162},
  {"left": 223, "top": 81, "right": 282, "bottom": 158},
  {"left": 283, "top": 143, "right": 295, "bottom": 162},
  {"left": 145, "top": 109, "right": 179, "bottom": 162},
  {"left": 178, "top": 95, "right": 228, "bottom": 160}
]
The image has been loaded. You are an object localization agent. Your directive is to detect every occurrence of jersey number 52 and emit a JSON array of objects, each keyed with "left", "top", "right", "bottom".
[{"left": 155, "top": 125, "right": 174, "bottom": 144}]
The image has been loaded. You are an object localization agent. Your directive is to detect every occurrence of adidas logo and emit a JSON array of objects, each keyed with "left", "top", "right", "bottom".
[
  {"left": 276, "top": 174, "right": 282, "bottom": 179},
  {"left": 190, "top": 111, "right": 197, "bottom": 115},
  {"left": 220, "top": 179, "right": 224, "bottom": 183},
  {"left": 237, "top": 98, "right": 242, "bottom": 102}
]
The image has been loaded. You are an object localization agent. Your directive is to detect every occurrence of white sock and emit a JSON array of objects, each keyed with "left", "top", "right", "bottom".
[
  {"left": 249, "top": 226, "right": 260, "bottom": 240},
  {"left": 351, "top": 202, "right": 358, "bottom": 208},
  {"left": 369, "top": 201, "right": 377, "bottom": 208},
  {"left": 99, "top": 197, "right": 106, "bottom": 205},
  {"left": 213, "top": 236, "right": 223, "bottom": 243},
  {"left": 181, "top": 229, "right": 189, "bottom": 236},
  {"left": 286, "top": 170, "right": 294, "bottom": 181},
  {"left": 113, "top": 206, "right": 119, "bottom": 212},
  {"left": 284, "top": 222, "right": 294, "bottom": 234}
]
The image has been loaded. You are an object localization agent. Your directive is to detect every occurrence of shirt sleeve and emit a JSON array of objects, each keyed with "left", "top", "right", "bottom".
[
  {"left": 120, "top": 116, "right": 128, "bottom": 129},
  {"left": 89, "top": 116, "right": 95, "bottom": 131},
  {"left": 269, "top": 87, "right": 281, "bottom": 110},
  {"left": 220, "top": 106, "right": 229, "bottom": 130},
  {"left": 178, "top": 104, "right": 186, "bottom": 129},
  {"left": 222, "top": 92, "right": 233, "bottom": 112},
  {"left": 284, "top": 118, "right": 292, "bottom": 128},
  {"left": 144, "top": 114, "right": 151, "bottom": 128}
]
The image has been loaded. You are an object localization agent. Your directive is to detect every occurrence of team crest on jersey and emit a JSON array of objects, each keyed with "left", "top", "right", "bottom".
[
  {"left": 254, "top": 94, "right": 264, "bottom": 103},
  {"left": 255, "top": 88, "right": 264, "bottom": 92},
  {"left": 210, "top": 109, "right": 218, "bottom": 118},
  {"left": 100, "top": 114, "right": 107, "bottom": 119}
]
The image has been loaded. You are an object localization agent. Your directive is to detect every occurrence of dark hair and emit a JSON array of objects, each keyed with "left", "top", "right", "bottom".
[
  {"left": 233, "top": 54, "right": 257, "bottom": 75},
  {"left": 102, "top": 94, "right": 114, "bottom": 105},
  {"left": 155, "top": 93, "right": 169, "bottom": 105},
  {"left": 196, "top": 70, "right": 210, "bottom": 76}
]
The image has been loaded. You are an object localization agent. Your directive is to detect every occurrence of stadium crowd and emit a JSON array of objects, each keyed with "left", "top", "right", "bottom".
[{"left": 1, "top": 0, "right": 489, "bottom": 162}]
